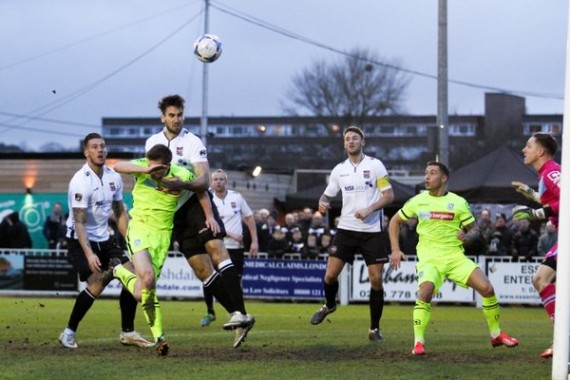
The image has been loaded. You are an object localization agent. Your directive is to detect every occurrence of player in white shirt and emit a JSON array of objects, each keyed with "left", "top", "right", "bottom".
[
  {"left": 199, "top": 169, "right": 259, "bottom": 327},
  {"left": 59, "top": 133, "right": 152, "bottom": 350},
  {"left": 310, "top": 126, "right": 394, "bottom": 343},
  {"left": 145, "top": 94, "right": 255, "bottom": 348}
]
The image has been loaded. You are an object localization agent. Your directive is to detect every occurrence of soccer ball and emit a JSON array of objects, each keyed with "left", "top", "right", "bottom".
[{"left": 193, "top": 34, "right": 222, "bottom": 63}]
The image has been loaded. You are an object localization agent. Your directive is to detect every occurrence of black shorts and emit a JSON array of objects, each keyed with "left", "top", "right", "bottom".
[
  {"left": 173, "top": 192, "right": 226, "bottom": 258},
  {"left": 330, "top": 228, "right": 389, "bottom": 266},
  {"left": 66, "top": 238, "right": 129, "bottom": 282},
  {"left": 541, "top": 255, "right": 557, "bottom": 271}
]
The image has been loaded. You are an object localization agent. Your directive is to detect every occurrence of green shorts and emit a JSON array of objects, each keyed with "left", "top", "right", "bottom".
[
  {"left": 126, "top": 221, "right": 172, "bottom": 278},
  {"left": 416, "top": 254, "right": 478, "bottom": 293}
]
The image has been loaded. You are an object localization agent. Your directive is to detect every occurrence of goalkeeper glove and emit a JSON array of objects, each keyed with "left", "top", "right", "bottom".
[
  {"left": 512, "top": 205, "right": 548, "bottom": 221},
  {"left": 511, "top": 181, "right": 541, "bottom": 203}
]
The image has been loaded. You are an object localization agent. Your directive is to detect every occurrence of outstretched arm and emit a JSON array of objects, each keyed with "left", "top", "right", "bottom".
[
  {"left": 114, "top": 161, "right": 167, "bottom": 175},
  {"left": 159, "top": 161, "right": 210, "bottom": 192}
]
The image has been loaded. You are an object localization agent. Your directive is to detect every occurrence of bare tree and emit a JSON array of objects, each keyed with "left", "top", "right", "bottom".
[{"left": 283, "top": 48, "right": 410, "bottom": 126}]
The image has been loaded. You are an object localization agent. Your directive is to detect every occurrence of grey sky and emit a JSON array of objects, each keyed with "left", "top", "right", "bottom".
[{"left": 0, "top": 0, "right": 566, "bottom": 150}]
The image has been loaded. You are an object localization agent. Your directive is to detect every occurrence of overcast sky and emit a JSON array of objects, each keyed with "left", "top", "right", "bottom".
[{"left": 0, "top": 0, "right": 567, "bottom": 150}]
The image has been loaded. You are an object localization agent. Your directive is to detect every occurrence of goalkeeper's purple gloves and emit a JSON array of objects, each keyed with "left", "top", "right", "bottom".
[{"left": 512, "top": 205, "right": 552, "bottom": 221}]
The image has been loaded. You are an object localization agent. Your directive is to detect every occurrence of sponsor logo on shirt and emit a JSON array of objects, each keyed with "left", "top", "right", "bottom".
[
  {"left": 344, "top": 183, "right": 373, "bottom": 192},
  {"left": 429, "top": 211, "right": 454, "bottom": 220}
]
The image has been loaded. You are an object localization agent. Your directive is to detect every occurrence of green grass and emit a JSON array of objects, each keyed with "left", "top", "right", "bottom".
[{"left": 0, "top": 297, "right": 553, "bottom": 380}]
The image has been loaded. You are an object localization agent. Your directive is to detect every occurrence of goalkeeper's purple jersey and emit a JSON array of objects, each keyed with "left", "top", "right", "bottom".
[{"left": 538, "top": 159, "right": 561, "bottom": 228}]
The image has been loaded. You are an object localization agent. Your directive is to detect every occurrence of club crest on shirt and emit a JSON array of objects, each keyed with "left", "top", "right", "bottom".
[
  {"left": 363, "top": 170, "right": 370, "bottom": 179},
  {"left": 134, "top": 239, "right": 141, "bottom": 247},
  {"left": 74, "top": 193, "right": 83, "bottom": 201},
  {"left": 199, "top": 149, "right": 207, "bottom": 157},
  {"left": 447, "top": 203, "right": 455, "bottom": 211},
  {"left": 231, "top": 201, "right": 237, "bottom": 208},
  {"left": 548, "top": 170, "right": 561, "bottom": 184},
  {"left": 109, "top": 182, "right": 116, "bottom": 191},
  {"left": 176, "top": 146, "right": 183, "bottom": 156}
]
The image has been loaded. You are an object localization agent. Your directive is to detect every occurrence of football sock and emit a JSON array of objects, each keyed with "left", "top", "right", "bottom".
[
  {"left": 204, "top": 272, "right": 234, "bottom": 314},
  {"left": 324, "top": 281, "right": 339, "bottom": 309},
  {"left": 482, "top": 295, "right": 501, "bottom": 338},
  {"left": 114, "top": 264, "right": 137, "bottom": 295},
  {"left": 539, "top": 283, "right": 556, "bottom": 322},
  {"left": 67, "top": 288, "right": 96, "bottom": 332},
  {"left": 218, "top": 259, "right": 246, "bottom": 314},
  {"left": 119, "top": 287, "right": 137, "bottom": 332},
  {"left": 141, "top": 288, "right": 162, "bottom": 342},
  {"left": 413, "top": 299, "right": 431, "bottom": 344},
  {"left": 203, "top": 284, "right": 215, "bottom": 315},
  {"left": 369, "top": 287, "right": 384, "bottom": 331}
]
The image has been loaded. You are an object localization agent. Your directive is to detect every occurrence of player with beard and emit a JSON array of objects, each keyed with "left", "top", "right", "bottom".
[
  {"left": 145, "top": 94, "right": 255, "bottom": 348},
  {"left": 310, "top": 126, "right": 394, "bottom": 343}
]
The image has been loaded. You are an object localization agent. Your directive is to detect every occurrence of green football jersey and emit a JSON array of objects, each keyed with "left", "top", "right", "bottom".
[
  {"left": 128, "top": 158, "right": 194, "bottom": 230},
  {"left": 398, "top": 191, "right": 475, "bottom": 260}
]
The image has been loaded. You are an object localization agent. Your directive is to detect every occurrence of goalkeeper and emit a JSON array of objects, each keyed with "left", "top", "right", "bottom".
[{"left": 511, "top": 132, "right": 560, "bottom": 359}]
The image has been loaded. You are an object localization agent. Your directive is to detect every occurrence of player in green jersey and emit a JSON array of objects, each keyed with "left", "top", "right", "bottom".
[
  {"left": 388, "top": 161, "right": 518, "bottom": 355},
  {"left": 111, "top": 144, "right": 200, "bottom": 356}
]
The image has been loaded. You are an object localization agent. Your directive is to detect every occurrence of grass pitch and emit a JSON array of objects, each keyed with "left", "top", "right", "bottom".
[{"left": 0, "top": 297, "right": 553, "bottom": 379}]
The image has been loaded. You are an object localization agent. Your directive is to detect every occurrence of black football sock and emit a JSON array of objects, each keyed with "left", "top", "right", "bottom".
[
  {"left": 324, "top": 281, "right": 339, "bottom": 309},
  {"left": 218, "top": 262, "right": 247, "bottom": 315},
  {"left": 67, "top": 289, "right": 95, "bottom": 332},
  {"left": 205, "top": 272, "right": 234, "bottom": 315},
  {"left": 369, "top": 287, "right": 384, "bottom": 330},
  {"left": 119, "top": 287, "right": 138, "bottom": 332},
  {"left": 203, "top": 284, "right": 215, "bottom": 315}
]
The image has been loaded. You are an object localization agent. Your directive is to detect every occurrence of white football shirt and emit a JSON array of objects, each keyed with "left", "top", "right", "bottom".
[
  {"left": 211, "top": 189, "right": 253, "bottom": 249},
  {"left": 324, "top": 155, "right": 391, "bottom": 233},
  {"left": 65, "top": 163, "right": 123, "bottom": 242},
  {"left": 145, "top": 128, "right": 207, "bottom": 206}
]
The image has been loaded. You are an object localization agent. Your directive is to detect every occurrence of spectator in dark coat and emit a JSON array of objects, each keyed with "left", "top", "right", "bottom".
[{"left": 0, "top": 211, "right": 32, "bottom": 249}]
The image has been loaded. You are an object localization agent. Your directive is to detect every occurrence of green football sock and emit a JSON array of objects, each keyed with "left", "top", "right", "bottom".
[
  {"left": 141, "top": 288, "right": 163, "bottom": 342},
  {"left": 413, "top": 299, "right": 431, "bottom": 344},
  {"left": 114, "top": 264, "right": 137, "bottom": 295},
  {"left": 482, "top": 295, "right": 501, "bottom": 338}
]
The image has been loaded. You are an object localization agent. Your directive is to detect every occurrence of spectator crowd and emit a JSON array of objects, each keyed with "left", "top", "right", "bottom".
[{"left": 0, "top": 204, "right": 557, "bottom": 262}]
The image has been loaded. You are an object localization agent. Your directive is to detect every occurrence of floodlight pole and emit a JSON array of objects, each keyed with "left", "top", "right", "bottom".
[
  {"left": 551, "top": 3, "right": 570, "bottom": 378},
  {"left": 437, "top": 0, "right": 449, "bottom": 166},
  {"left": 200, "top": 0, "right": 210, "bottom": 146}
]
